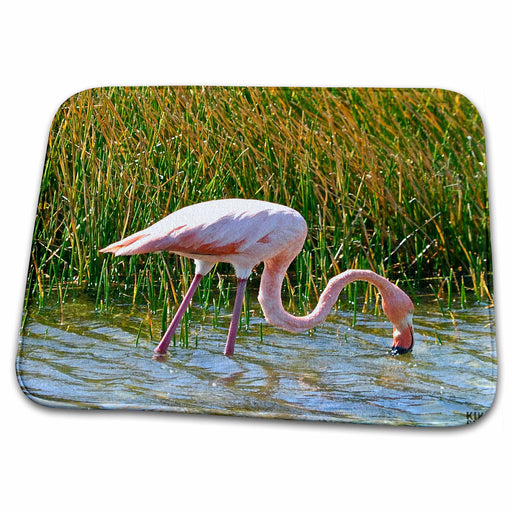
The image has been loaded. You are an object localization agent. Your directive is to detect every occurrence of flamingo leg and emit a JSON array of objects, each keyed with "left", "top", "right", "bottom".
[
  {"left": 224, "top": 278, "right": 248, "bottom": 356},
  {"left": 154, "top": 273, "right": 203, "bottom": 354}
]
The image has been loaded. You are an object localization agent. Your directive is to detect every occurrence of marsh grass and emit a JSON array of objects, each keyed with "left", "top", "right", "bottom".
[{"left": 27, "top": 87, "right": 491, "bottom": 323}]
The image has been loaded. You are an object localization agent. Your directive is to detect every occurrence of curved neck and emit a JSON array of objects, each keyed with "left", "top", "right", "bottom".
[{"left": 258, "top": 260, "right": 396, "bottom": 333}]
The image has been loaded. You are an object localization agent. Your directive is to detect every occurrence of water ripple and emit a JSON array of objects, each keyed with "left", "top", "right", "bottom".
[{"left": 17, "top": 293, "right": 497, "bottom": 425}]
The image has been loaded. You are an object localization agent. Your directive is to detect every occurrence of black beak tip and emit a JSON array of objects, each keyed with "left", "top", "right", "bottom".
[{"left": 389, "top": 345, "right": 413, "bottom": 356}]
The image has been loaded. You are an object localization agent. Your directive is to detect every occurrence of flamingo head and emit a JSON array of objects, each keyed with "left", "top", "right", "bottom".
[
  {"left": 381, "top": 284, "right": 415, "bottom": 355},
  {"left": 390, "top": 314, "right": 414, "bottom": 355}
]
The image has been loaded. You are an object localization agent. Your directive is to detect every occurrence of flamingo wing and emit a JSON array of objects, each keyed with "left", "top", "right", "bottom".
[{"left": 100, "top": 199, "right": 306, "bottom": 260}]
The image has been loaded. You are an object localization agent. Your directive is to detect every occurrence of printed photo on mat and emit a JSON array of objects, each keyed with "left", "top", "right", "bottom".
[{"left": 17, "top": 87, "right": 496, "bottom": 426}]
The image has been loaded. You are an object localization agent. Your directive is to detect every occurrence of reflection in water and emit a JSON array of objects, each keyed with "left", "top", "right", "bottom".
[{"left": 16, "top": 289, "right": 497, "bottom": 426}]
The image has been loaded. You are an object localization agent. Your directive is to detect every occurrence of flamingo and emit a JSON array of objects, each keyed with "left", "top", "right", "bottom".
[{"left": 100, "top": 199, "right": 414, "bottom": 356}]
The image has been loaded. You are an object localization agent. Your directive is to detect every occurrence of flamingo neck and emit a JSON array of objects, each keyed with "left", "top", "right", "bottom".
[{"left": 258, "top": 261, "right": 396, "bottom": 333}]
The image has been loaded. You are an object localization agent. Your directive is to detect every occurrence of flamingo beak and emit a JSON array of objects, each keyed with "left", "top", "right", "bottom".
[{"left": 390, "top": 323, "right": 414, "bottom": 356}]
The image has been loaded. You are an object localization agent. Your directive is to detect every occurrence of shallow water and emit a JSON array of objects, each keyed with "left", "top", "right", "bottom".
[{"left": 17, "top": 288, "right": 497, "bottom": 426}]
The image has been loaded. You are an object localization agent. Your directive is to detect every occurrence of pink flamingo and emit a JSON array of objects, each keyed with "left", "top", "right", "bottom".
[{"left": 100, "top": 199, "right": 414, "bottom": 356}]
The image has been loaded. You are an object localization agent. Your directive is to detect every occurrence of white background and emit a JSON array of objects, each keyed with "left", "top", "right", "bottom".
[{"left": 2, "top": 1, "right": 509, "bottom": 510}]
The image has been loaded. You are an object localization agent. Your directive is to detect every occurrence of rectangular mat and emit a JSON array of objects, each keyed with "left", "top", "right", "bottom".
[{"left": 16, "top": 86, "right": 496, "bottom": 426}]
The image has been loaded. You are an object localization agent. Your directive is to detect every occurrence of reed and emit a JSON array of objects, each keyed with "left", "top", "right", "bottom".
[{"left": 27, "top": 87, "right": 490, "bottom": 313}]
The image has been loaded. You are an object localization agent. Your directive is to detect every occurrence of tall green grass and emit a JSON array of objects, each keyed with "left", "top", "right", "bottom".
[{"left": 28, "top": 86, "right": 490, "bottom": 311}]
